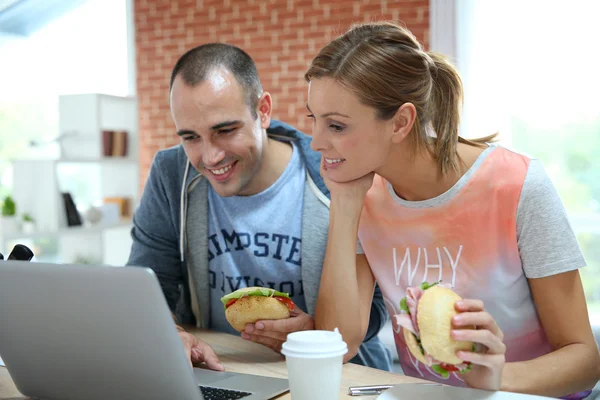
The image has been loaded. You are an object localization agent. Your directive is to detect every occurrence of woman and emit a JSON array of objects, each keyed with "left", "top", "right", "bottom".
[{"left": 306, "top": 21, "right": 599, "bottom": 398}]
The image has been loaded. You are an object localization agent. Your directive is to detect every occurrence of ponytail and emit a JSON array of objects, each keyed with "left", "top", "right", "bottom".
[{"left": 428, "top": 52, "right": 497, "bottom": 174}]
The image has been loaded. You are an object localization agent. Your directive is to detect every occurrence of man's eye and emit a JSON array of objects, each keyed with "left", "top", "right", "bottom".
[
  {"left": 306, "top": 113, "right": 315, "bottom": 119},
  {"left": 183, "top": 136, "right": 198, "bottom": 142},
  {"left": 218, "top": 128, "right": 235, "bottom": 135}
]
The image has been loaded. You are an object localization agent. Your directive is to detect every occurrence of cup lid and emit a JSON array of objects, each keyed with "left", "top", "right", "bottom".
[{"left": 281, "top": 328, "right": 348, "bottom": 358}]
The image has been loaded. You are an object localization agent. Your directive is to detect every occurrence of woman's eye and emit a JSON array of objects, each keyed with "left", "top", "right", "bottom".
[
  {"left": 330, "top": 124, "right": 344, "bottom": 133},
  {"left": 306, "top": 113, "right": 315, "bottom": 119}
]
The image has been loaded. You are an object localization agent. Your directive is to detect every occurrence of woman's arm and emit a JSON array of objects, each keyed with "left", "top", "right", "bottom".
[
  {"left": 314, "top": 199, "right": 377, "bottom": 362},
  {"left": 501, "top": 270, "right": 600, "bottom": 396}
]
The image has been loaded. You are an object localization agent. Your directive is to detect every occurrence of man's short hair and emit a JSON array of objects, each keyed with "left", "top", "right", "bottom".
[{"left": 170, "top": 43, "right": 263, "bottom": 119}]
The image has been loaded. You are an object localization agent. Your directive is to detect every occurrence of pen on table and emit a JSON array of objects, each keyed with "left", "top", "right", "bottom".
[
  {"left": 348, "top": 385, "right": 394, "bottom": 396},
  {"left": 348, "top": 383, "right": 440, "bottom": 396}
]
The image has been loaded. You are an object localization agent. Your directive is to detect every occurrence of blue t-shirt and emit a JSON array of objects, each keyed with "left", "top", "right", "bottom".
[{"left": 208, "top": 142, "right": 307, "bottom": 334}]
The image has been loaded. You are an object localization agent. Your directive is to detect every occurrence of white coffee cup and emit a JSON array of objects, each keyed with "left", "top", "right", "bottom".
[{"left": 281, "top": 328, "right": 348, "bottom": 400}]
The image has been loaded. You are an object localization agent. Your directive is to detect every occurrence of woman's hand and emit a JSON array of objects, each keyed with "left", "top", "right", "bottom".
[
  {"left": 452, "top": 299, "right": 506, "bottom": 391},
  {"left": 320, "top": 157, "right": 375, "bottom": 215}
]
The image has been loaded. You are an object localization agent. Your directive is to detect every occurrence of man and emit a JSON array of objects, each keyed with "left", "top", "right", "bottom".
[{"left": 127, "top": 43, "right": 392, "bottom": 371}]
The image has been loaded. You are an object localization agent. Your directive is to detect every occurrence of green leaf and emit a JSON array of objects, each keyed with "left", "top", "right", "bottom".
[
  {"left": 459, "top": 363, "right": 473, "bottom": 374},
  {"left": 431, "top": 364, "right": 449, "bottom": 378},
  {"left": 1, "top": 196, "right": 16, "bottom": 216},
  {"left": 220, "top": 288, "right": 290, "bottom": 308},
  {"left": 399, "top": 297, "right": 409, "bottom": 313},
  {"left": 419, "top": 280, "right": 441, "bottom": 291}
]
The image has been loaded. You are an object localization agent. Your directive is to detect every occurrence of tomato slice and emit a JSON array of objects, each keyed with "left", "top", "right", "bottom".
[
  {"left": 225, "top": 299, "right": 238, "bottom": 308},
  {"left": 438, "top": 363, "right": 459, "bottom": 372},
  {"left": 226, "top": 296, "right": 295, "bottom": 311},
  {"left": 275, "top": 296, "right": 295, "bottom": 311}
]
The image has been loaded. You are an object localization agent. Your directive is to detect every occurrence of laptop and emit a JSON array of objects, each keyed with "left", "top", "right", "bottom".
[{"left": 0, "top": 261, "right": 289, "bottom": 400}]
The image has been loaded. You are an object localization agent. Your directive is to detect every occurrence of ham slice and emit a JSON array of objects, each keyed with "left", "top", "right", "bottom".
[
  {"left": 394, "top": 313, "right": 416, "bottom": 334},
  {"left": 425, "top": 354, "right": 437, "bottom": 366},
  {"left": 394, "top": 286, "right": 424, "bottom": 335},
  {"left": 405, "top": 286, "right": 424, "bottom": 335}
]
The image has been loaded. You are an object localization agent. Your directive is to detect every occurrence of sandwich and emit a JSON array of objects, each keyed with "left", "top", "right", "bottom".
[
  {"left": 395, "top": 281, "right": 474, "bottom": 377},
  {"left": 220, "top": 287, "right": 295, "bottom": 332}
]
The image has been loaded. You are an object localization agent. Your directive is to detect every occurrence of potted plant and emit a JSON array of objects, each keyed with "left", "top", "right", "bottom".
[
  {"left": 22, "top": 213, "right": 35, "bottom": 234},
  {"left": 1, "top": 195, "right": 18, "bottom": 235}
]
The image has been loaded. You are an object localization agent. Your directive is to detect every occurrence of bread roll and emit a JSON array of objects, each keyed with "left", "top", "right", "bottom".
[
  {"left": 223, "top": 287, "right": 291, "bottom": 332},
  {"left": 416, "top": 286, "right": 473, "bottom": 364}
]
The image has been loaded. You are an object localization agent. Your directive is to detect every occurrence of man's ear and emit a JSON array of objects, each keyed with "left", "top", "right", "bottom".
[
  {"left": 391, "top": 102, "right": 417, "bottom": 144},
  {"left": 257, "top": 92, "right": 272, "bottom": 129}
]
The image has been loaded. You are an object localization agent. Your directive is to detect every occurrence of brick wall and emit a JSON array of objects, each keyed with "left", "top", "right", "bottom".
[{"left": 135, "top": 0, "right": 429, "bottom": 186}]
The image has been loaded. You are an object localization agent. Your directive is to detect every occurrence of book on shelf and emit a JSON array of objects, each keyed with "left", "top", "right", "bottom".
[
  {"left": 103, "top": 197, "right": 131, "bottom": 219},
  {"left": 102, "top": 130, "right": 128, "bottom": 157},
  {"left": 62, "top": 192, "right": 82, "bottom": 227}
]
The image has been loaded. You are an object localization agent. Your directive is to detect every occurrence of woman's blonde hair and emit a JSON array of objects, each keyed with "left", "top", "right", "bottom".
[{"left": 305, "top": 22, "right": 495, "bottom": 175}]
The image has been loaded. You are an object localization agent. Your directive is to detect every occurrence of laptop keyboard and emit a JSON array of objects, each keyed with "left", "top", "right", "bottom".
[{"left": 199, "top": 386, "right": 252, "bottom": 400}]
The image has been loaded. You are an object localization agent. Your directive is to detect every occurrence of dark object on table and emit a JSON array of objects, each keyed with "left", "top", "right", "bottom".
[{"left": 7, "top": 244, "right": 34, "bottom": 261}]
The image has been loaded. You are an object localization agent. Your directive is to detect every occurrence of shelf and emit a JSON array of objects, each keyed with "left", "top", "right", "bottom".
[
  {"left": 57, "top": 157, "right": 138, "bottom": 164},
  {"left": 6, "top": 93, "right": 139, "bottom": 265},
  {"left": 12, "top": 157, "right": 138, "bottom": 164},
  {"left": 1, "top": 220, "right": 133, "bottom": 241}
]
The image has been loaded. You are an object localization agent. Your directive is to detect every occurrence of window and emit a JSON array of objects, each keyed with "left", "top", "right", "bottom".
[
  {"left": 0, "top": 0, "right": 129, "bottom": 199},
  {"left": 453, "top": 0, "right": 600, "bottom": 319},
  {"left": 0, "top": 0, "right": 130, "bottom": 262}
]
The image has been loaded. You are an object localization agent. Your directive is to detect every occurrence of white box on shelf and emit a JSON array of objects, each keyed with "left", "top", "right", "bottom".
[
  {"left": 59, "top": 229, "right": 104, "bottom": 265},
  {"left": 102, "top": 224, "right": 133, "bottom": 266},
  {"left": 58, "top": 93, "right": 138, "bottom": 160},
  {"left": 101, "top": 161, "right": 139, "bottom": 209},
  {"left": 58, "top": 94, "right": 100, "bottom": 159},
  {"left": 11, "top": 160, "right": 67, "bottom": 233}
]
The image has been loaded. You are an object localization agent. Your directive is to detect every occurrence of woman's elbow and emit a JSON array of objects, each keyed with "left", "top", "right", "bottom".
[
  {"left": 583, "top": 343, "right": 600, "bottom": 390},
  {"left": 593, "top": 348, "right": 600, "bottom": 384},
  {"left": 343, "top": 345, "right": 359, "bottom": 364}
]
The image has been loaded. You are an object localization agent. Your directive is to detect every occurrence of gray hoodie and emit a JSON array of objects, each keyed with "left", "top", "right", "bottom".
[{"left": 127, "top": 120, "right": 392, "bottom": 371}]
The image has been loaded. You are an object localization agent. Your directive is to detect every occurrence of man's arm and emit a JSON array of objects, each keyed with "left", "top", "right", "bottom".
[
  {"left": 126, "top": 153, "right": 224, "bottom": 371},
  {"left": 172, "top": 312, "right": 186, "bottom": 331},
  {"left": 127, "top": 151, "right": 184, "bottom": 312}
]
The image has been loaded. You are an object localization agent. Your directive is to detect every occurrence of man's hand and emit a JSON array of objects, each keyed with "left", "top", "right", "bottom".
[
  {"left": 241, "top": 309, "right": 315, "bottom": 352},
  {"left": 178, "top": 330, "right": 224, "bottom": 371}
]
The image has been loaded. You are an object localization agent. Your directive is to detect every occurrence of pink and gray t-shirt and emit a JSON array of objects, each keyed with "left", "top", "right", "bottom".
[{"left": 357, "top": 145, "right": 591, "bottom": 398}]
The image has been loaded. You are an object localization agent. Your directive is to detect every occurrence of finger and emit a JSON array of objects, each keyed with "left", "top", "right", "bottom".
[
  {"left": 178, "top": 332, "right": 194, "bottom": 368},
  {"left": 452, "top": 329, "right": 506, "bottom": 355},
  {"left": 192, "top": 342, "right": 224, "bottom": 371},
  {"left": 244, "top": 328, "right": 288, "bottom": 342},
  {"left": 253, "top": 312, "right": 314, "bottom": 333},
  {"left": 289, "top": 308, "right": 305, "bottom": 317},
  {"left": 457, "top": 350, "right": 505, "bottom": 369},
  {"left": 241, "top": 332, "right": 283, "bottom": 353},
  {"left": 452, "top": 311, "right": 503, "bottom": 339},
  {"left": 455, "top": 299, "right": 485, "bottom": 312}
]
